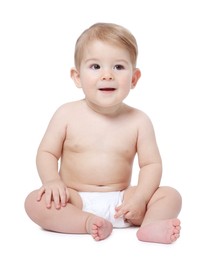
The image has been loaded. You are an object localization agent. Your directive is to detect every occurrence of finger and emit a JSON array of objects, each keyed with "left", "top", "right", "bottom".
[
  {"left": 45, "top": 189, "right": 53, "bottom": 208},
  {"left": 60, "top": 189, "right": 68, "bottom": 207},
  {"left": 65, "top": 188, "right": 70, "bottom": 202},
  {"left": 114, "top": 211, "right": 121, "bottom": 218},
  {"left": 124, "top": 211, "right": 133, "bottom": 220},
  {"left": 114, "top": 209, "right": 127, "bottom": 219},
  {"left": 52, "top": 189, "right": 61, "bottom": 209},
  {"left": 125, "top": 211, "right": 141, "bottom": 220},
  {"left": 115, "top": 204, "right": 122, "bottom": 212},
  {"left": 36, "top": 187, "right": 45, "bottom": 201}
]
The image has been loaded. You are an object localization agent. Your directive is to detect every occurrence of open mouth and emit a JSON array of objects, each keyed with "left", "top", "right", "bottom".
[{"left": 99, "top": 88, "right": 116, "bottom": 91}]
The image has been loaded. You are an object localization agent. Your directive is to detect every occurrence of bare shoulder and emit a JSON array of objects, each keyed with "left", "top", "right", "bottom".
[
  {"left": 45, "top": 100, "right": 83, "bottom": 129},
  {"left": 51, "top": 100, "right": 82, "bottom": 119},
  {"left": 123, "top": 105, "right": 157, "bottom": 143},
  {"left": 125, "top": 105, "right": 153, "bottom": 126},
  {"left": 55, "top": 100, "right": 82, "bottom": 113}
]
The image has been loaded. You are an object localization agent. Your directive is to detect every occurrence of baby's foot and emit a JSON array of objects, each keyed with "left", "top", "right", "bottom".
[
  {"left": 136, "top": 218, "right": 181, "bottom": 244},
  {"left": 86, "top": 215, "right": 113, "bottom": 241}
]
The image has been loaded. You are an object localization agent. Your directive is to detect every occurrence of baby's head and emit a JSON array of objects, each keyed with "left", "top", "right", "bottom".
[{"left": 74, "top": 23, "right": 138, "bottom": 70}]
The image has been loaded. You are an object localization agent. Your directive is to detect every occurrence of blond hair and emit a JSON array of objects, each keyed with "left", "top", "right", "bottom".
[{"left": 74, "top": 23, "right": 138, "bottom": 69}]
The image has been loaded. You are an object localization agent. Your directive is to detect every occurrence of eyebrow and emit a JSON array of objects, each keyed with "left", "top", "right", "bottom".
[{"left": 84, "top": 58, "right": 130, "bottom": 64}]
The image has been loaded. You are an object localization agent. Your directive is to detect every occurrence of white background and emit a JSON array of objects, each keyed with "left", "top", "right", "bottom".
[{"left": 0, "top": 0, "right": 209, "bottom": 259}]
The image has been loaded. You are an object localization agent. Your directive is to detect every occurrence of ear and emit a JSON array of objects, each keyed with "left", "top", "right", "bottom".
[
  {"left": 131, "top": 68, "right": 141, "bottom": 89},
  {"left": 70, "top": 67, "right": 82, "bottom": 88}
]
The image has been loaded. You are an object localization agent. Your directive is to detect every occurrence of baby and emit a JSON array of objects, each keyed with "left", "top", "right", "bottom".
[{"left": 25, "top": 22, "right": 182, "bottom": 243}]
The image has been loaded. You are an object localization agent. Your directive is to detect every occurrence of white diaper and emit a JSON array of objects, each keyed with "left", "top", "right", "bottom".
[{"left": 79, "top": 191, "right": 131, "bottom": 228}]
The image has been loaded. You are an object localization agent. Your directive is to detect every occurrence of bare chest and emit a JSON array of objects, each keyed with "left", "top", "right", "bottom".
[{"left": 64, "top": 116, "right": 137, "bottom": 157}]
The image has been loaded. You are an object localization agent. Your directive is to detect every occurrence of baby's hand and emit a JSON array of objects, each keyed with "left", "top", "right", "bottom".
[
  {"left": 114, "top": 198, "right": 146, "bottom": 222},
  {"left": 36, "top": 179, "right": 69, "bottom": 209}
]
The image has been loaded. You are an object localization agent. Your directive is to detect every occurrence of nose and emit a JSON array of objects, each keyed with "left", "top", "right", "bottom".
[{"left": 101, "top": 70, "right": 114, "bottom": 80}]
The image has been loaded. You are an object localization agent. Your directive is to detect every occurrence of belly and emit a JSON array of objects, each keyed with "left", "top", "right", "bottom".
[{"left": 59, "top": 154, "right": 133, "bottom": 191}]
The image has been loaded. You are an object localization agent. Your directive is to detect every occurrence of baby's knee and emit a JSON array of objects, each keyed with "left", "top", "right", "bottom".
[
  {"left": 24, "top": 190, "right": 41, "bottom": 220},
  {"left": 161, "top": 186, "right": 182, "bottom": 205}
]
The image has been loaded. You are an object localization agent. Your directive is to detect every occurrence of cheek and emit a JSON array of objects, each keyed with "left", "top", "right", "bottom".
[
  {"left": 83, "top": 80, "right": 96, "bottom": 92},
  {"left": 120, "top": 72, "right": 133, "bottom": 82},
  {"left": 80, "top": 72, "right": 97, "bottom": 83},
  {"left": 119, "top": 76, "right": 133, "bottom": 88},
  {"left": 80, "top": 77, "right": 96, "bottom": 95}
]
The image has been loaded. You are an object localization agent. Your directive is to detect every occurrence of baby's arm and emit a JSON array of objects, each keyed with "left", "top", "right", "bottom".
[
  {"left": 135, "top": 113, "right": 162, "bottom": 202},
  {"left": 36, "top": 105, "right": 69, "bottom": 209},
  {"left": 115, "top": 112, "right": 162, "bottom": 220}
]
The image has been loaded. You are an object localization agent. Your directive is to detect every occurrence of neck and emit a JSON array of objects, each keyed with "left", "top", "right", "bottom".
[{"left": 84, "top": 99, "right": 125, "bottom": 116}]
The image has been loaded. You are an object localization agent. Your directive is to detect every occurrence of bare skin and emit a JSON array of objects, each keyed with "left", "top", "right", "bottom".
[
  {"left": 137, "top": 219, "right": 181, "bottom": 244},
  {"left": 25, "top": 183, "right": 181, "bottom": 242},
  {"left": 24, "top": 39, "right": 182, "bottom": 243},
  {"left": 86, "top": 215, "right": 113, "bottom": 241}
]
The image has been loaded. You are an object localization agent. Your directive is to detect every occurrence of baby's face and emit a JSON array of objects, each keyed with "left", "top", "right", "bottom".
[{"left": 76, "top": 40, "right": 138, "bottom": 111}]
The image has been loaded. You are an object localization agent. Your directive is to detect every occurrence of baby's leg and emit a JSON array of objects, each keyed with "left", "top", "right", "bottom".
[
  {"left": 136, "top": 186, "right": 182, "bottom": 244},
  {"left": 25, "top": 190, "right": 112, "bottom": 240},
  {"left": 25, "top": 190, "right": 90, "bottom": 233}
]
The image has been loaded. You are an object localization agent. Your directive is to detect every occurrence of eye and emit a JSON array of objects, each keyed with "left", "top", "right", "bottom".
[
  {"left": 90, "top": 64, "right": 100, "bottom": 70},
  {"left": 114, "top": 64, "right": 125, "bottom": 70}
]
